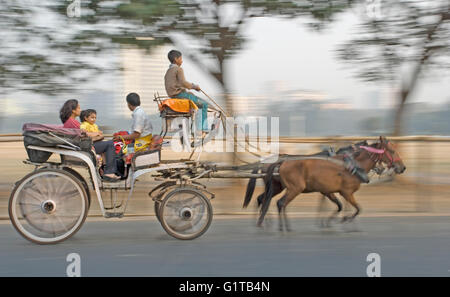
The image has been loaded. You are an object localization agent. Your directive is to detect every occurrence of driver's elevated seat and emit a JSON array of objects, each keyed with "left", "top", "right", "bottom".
[{"left": 158, "top": 98, "right": 198, "bottom": 150}]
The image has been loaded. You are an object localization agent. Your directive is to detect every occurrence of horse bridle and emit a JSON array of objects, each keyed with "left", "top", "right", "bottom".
[{"left": 359, "top": 142, "right": 400, "bottom": 168}]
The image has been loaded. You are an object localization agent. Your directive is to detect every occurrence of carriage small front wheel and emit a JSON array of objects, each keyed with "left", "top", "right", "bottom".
[
  {"left": 159, "top": 187, "right": 212, "bottom": 240},
  {"left": 9, "top": 168, "right": 89, "bottom": 244}
]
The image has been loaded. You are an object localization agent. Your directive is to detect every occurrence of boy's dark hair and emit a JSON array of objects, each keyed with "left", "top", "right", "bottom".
[
  {"left": 168, "top": 50, "right": 182, "bottom": 63},
  {"left": 80, "top": 109, "right": 97, "bottom": 122},
  {"left": 126, "top": 92, "right": 141, "bottom": 107}
]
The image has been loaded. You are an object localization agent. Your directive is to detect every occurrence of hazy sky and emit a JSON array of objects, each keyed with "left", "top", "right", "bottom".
[
  {"left": 181, "top": 9, "right": 450, "bottom": 109},
  {"left": 2, "top": 4, "right": 450, "bottom": 119}
]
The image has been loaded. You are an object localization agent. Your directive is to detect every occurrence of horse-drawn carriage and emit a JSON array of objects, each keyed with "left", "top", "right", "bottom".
[{"left": 8, "top": 93, "right": 406, "bottom": 244}]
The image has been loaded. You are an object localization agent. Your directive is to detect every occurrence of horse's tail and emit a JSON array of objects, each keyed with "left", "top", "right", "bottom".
[
  {"left": 243, "top": 168, "right": 259, "bottom": 208},
  {"left": 257, "top": 162, "right": 280, "bottom": 226}
]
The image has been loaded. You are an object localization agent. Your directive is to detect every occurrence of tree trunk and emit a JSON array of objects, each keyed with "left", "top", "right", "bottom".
[
  {"left": 392, "top": 54, "right": 428, "bottom": 136},
  {"left": 393, "top": 91, "right": 408, "bottom": 136},
  {"left": 392, "top": 12, "right": 445, "bottom": 136}
]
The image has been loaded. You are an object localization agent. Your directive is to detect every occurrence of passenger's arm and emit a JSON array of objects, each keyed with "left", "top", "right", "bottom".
[
  {"left": 114, "top": 131, "right": 141, "bottom": 141},
  {"left": 84, "top": 130, "right": 103, "bottom": 142}
]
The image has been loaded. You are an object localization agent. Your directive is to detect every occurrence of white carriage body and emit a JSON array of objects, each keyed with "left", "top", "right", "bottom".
[{"left": 25, "top": 145, "right": 190, "bottom": 218}]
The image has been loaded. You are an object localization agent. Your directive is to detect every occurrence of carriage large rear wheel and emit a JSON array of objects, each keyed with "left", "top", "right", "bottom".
[
  {"left": 159, "top": 187, "right": 212, "bottom": 240},
  {"left": 9, "top": 168, "right": 89, "bottom": 244},
  {"left": 154, "top": 200, "right": 162, "bottom": 222}
]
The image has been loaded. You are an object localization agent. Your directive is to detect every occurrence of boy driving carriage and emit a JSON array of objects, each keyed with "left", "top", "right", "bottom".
[{"left": 164, "top": 50, "right": 210, "bottom": 136}]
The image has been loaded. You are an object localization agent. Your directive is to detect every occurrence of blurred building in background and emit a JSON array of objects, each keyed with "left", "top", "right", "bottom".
[{"left": 120, "top": 46, "right": 168, "bottom": 116}]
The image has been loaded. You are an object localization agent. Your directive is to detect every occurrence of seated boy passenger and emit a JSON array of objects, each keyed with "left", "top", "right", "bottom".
[
  {"left": 113, "top": 93, "right": 153, "bottom": 152},
  {"left": 164, "top": 50, "right": 209, "bottom": 135}
]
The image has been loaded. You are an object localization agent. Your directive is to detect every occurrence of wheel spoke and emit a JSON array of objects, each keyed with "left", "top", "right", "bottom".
[
  {"left": 51, "top": 214, "right": 80, "bottom": 218},
  {"left": 29, "top": 180, "right": 46, "bottom": 197},
  {"left": 44, "top": 175, "right": 57, "bottom": 198},
  {"left": 22, "top": 207, "right": 43, "bottom": 217},
  {"left": 18, "top": 202, "right": 40, "bottom": 207},
  {"left": 50, "top": 220, "right": 58, "bottom": 237},
  {"left": 21, "top": 188, "right": 45, "bottom": 203},
  {"left": 55, "top": 178, "right": 71, "bottom": 195},
  {"left": 53, "top": 215, "right": 69, "bottom": 232},
  {"left": 55, "top": 190, "right": 81, "bottom": 208}
]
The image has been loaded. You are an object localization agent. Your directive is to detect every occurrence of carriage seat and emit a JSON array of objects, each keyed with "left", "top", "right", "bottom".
[{"left": 158, "top": 98, "right": 198, "bottom": 117}]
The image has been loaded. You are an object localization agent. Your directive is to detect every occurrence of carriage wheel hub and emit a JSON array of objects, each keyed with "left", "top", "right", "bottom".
[
  {"left": 41, "top": 200, "right": 56, "bottom": 214},
  {"left": 180, "top": 207, "right": 193, "bottom": 220}
]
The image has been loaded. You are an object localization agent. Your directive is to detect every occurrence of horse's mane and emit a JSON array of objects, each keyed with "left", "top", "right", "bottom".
[{"left": 335, "top": 140, "right": 368, "bottom": 155}]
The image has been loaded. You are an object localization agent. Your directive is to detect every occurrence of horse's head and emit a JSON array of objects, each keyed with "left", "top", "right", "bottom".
[{"left": 377, "top": 136, "right": 406, "bottom": 174}]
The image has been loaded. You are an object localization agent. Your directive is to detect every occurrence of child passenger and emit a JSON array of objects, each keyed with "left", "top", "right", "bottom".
[{"left": 80, "top": 109, "right": 104, "bottom": 142}]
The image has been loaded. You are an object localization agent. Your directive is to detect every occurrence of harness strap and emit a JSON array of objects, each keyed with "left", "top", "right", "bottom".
[{"left": 359, "top": 146, "right": 385, "bottom": 154}]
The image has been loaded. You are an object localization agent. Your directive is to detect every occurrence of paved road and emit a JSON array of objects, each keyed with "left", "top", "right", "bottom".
[{"left": 1, "top": 216, "right": 450, "bottom": 277}]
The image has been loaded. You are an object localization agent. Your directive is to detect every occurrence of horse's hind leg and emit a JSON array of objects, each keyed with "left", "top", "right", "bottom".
[
  {"left": 257, "top": 181, "right": 282, "bottom": 208},
  {"left": 256, "top": 193, "right": 265, "bottom": 208},
  {"left": 277, "top": 190, "right": 299, "bottom": 232}
]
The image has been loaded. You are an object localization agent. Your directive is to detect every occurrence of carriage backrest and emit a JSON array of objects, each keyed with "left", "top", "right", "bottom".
[{"left": 23, "top": 123, "right": 93, "bottom": 163}]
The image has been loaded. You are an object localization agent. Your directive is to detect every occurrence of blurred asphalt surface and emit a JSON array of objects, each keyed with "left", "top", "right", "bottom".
[{"left": 1, "top": 216, "right": 450, "bottom": 276}]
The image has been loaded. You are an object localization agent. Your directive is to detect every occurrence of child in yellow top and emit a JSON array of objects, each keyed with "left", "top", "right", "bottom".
[
  {"left": 80, "top": 109, "right": 99, "bottom": 132},
  {"left": 80, "top": 109, "right": 103, "bottom": 142},
  {"left": 80, "top": 109, "right": 105, "bottom": 170}
]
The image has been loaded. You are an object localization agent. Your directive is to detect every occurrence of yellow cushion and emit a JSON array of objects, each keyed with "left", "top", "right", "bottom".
[{"left": 159, "top": 99, "right": 198, "bottom": 113}]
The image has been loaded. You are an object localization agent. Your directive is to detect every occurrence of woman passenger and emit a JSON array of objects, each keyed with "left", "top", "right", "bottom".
[{"left": 59, "top": 99, "right": 121, "bottom": 181}]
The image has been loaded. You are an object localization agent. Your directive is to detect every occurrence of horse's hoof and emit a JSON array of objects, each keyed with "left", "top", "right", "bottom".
[
  {"left": 342, "top": 226, "right": 362, "bottom": 233},
  {"left": 341, "top": 216, "right": 353, "bottom": 223}
]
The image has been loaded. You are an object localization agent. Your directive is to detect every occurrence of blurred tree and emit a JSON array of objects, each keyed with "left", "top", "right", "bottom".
[
  {"left": 0, "top": 1, "right": 118, "bottom": 96},
  {"left": 47, "top": 0, "right": 356, "bottom": 114},
  {"left": 338, "top": 0, "right": 450, "bottom": 135},
  {"left": 0, "top": 0, "right": 356, "bottom": 135}
]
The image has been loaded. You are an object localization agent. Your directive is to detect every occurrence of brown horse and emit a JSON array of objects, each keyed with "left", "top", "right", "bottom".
[
  {"left": 242, "top": 141, "right": 370, "bottom": 210},
  {"left": 258, "top": 136, "right": 406, "bottom": 231}
]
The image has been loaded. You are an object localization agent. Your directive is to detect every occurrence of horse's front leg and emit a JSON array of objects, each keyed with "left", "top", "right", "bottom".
[
  {"left": 276, "top": 196, "right": 286, "bottom": 231},
  {"left": 325, "top": 193, "right": 343, "bottom": 227},
  {"left": 283, "top": 205, "right": 291, "bottom": 232},
  {"left": 340, "top": 192, "right": 361, "bottom": 223}
]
